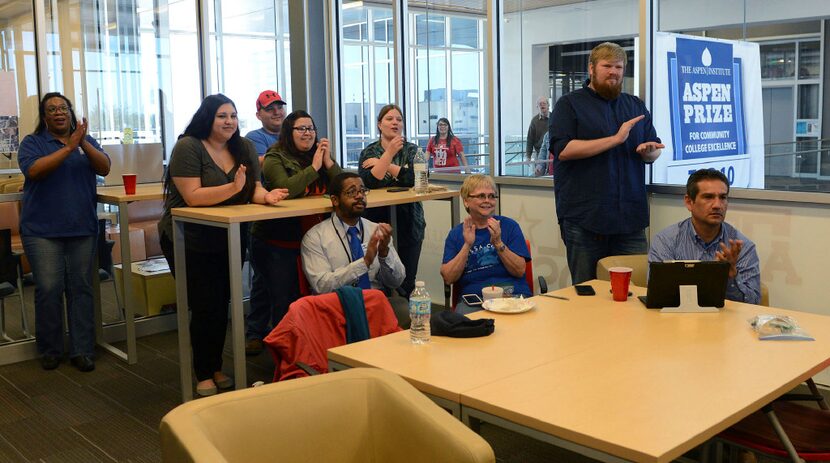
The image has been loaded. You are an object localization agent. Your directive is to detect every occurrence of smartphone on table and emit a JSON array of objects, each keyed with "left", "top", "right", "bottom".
[
  {"left": 461, "top": 294, "right": 483, "bottom": 306},
  {"left": 574, "top": 285, "right": 596, "bottom": 296}
]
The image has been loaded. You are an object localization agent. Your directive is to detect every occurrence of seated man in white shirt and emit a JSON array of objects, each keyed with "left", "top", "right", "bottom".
[{"left": 301, "top": 172, "right": 410, "bottom": 326}]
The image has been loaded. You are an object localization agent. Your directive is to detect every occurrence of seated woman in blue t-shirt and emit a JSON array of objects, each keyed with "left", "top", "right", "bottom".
[{"left": 440, "top": 174, "right": 531, "bottom": 313}]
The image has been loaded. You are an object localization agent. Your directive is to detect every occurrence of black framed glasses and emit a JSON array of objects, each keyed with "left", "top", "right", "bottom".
[
  {"left": 46, "top": 105, "right": 70, "bottom": 115},
  {"left": 468, "top": 193, "right": 498, "bottom": 201},
  {"left": 293, "top": 126, "right": 316, "bottom": 134},
  {"left": 344, "top": 187, "right": 370, "bottom": 198}
]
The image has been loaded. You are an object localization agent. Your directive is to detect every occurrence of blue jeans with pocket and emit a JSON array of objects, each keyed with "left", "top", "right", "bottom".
[
  {"left": 559, "top": 220, "right": 647, "bottom": 285},
  {"left": 22, "top": 235, "right": 97, "bottom": 358}
]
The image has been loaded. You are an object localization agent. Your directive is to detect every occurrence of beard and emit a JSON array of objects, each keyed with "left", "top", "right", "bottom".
[{"left": 591, "top": 73, "right": 623, "bottom": 100}]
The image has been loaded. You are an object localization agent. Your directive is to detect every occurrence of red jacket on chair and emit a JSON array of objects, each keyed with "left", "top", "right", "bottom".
[{"left": 264, "top": 289, "right": 401, "bottom": 382}]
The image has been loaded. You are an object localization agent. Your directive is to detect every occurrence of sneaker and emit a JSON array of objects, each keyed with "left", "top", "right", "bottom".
[
  {"left": 196, "top": 380, "right": 217, "bottom": 397},
  {"left": 70, "top": 356, "right": 95, "bottom": 372},
  {"left": 40, "top": 355, "right": 60, "bottom": 371},
  {"left": 245, "top": 339, "right": 264, "bottom": 356}
]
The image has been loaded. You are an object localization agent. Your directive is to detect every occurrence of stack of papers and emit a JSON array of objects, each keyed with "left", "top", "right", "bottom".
[{"left": 137, "top": 258, "right": 170, "bottom": 274}]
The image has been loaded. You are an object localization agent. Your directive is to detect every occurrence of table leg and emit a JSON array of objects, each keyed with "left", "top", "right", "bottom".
[
  {"left": 174, "top": 218, "right": 193, "bottom": 402},
  {"left": 227, "top": 223, "right": 246, "bottom": 390},
  {"left": 95, "top": 201, "right": 136, "bottom": 364},
  {"left": 117, "top": 202, "right": 138, "bottom": 364}
]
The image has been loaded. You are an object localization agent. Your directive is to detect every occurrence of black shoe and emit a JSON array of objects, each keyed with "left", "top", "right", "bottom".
[
  {"left": 40, "top": 355, "right": 60, "bottom": 370},
  {"left": 70, "top": 356, "right": 95, "bottom": 372}
]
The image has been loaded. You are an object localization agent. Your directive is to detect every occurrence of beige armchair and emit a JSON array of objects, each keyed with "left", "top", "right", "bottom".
[
  {"left": 160, "top": 368, "right": 495, "bottom": 463},
  {"left": 596, "top": 254, "right": 648, "bottom": 287}
]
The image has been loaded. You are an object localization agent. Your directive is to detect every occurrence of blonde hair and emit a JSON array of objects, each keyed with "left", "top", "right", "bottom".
[
  {"left": 461, "top": 174, "right": 497, "bottom": 199},
  {"left": 589, "top": 42, "right": 627, "bottom": 67}
]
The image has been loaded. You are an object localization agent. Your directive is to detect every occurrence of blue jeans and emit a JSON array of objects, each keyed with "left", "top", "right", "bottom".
[
  {"left": 559, "top": 220, "right": 647, "bottom": 284},
  {"left": 247, "top": 235, "right": 300, "bottom": 340},
  {"left": 22, "top": 235, "right": 96, "bottom": 358}
]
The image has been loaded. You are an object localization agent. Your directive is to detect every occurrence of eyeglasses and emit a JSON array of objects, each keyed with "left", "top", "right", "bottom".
[
  {"left": 344, "top": 187, "right": 370, "bottom": 198},
  {"left": 46, "top": 105, "right": 70, "bottom": 115},
  {"left": 468, "top": 193, "right": 498, "bottom": 201},
  {"left": 293, "top": 126, "right": 316, "bottom": 134}
]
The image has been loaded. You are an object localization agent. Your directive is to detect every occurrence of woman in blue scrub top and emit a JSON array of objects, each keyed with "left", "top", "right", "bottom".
[{"left": 18, "top": 93, "right": 111, "bottom": 372}]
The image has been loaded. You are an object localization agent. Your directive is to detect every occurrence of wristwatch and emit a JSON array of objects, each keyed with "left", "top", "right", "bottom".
[{"left": 495, "top": 242, "right": 506, "bottom": 252}]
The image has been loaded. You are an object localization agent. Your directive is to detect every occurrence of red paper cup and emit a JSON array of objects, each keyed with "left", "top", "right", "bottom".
[
  {"left": 123, "top": 174, "right": 137, "bottom": 195},
  {"left": 609, "top": 266, "right": 633, "bottom": 302}
]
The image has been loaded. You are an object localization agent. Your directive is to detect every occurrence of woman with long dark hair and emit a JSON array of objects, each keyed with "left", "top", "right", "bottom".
[
  {"left": 358, "top": 104, "right": 424, "bottom": 297},
  {"left": 426, "top": 117, "right": 467, "bottom": 173},
  {"left": 158, "top": 94, "right": 288, "bottom": 396},
  {"left": 18, "top": 92, "right": 111, "bottom": 372},
  {"left": 245, "top": 110, "right": 342, "bottom": 352}
]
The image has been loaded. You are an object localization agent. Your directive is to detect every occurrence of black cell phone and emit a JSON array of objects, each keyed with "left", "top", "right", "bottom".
[
  {"left": 574, "top": 285, "right": 596, "bottom": 296},
  {"left": 461, "top": 294, "right": 483, "bottom": 306},
  {"left": 387, "top": 187, "right": 409, "bottom": 192},
  {"left": 70, "top": 118, "right": 77, "bottom": 133}
]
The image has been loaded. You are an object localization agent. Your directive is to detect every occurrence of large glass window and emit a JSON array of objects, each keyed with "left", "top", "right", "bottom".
[
  {"left": 0, "top": 0, "right": 39, "bottom": 170},
  {"left": 409, "top": 1, "right": 488, "bottom": 176},
  {"left": 44, "top": 0, "right": 201, "bottom": 165},
  {"left": 339, "top": 0, "right": 394, "bottom": 169},
  {"left": 207, "top": 0, "right": 291, "bottom": 137},
  {"left": 501, "top": 0, "right": 640, "bottom": 178},
  {"left": 656, "top": 0, "right": 830, "bottom": 192}
]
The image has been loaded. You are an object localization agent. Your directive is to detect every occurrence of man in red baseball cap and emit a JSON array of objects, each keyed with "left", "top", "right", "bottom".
[
  {"left": 245, "top": 90, "right": 287, "bottom": 164},
  {"left": 244, "top": 90, "right": 287, "bottom": 355}
]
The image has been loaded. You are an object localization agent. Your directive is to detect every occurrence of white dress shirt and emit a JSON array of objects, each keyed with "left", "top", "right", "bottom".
[{"left": 301, "top": 215, "right": 405, "bottom": 294}]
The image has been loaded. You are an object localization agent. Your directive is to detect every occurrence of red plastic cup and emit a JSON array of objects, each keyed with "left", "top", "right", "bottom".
[
  {"left": 123, "top": 174, "right": 137, "bottom": 195},
  {"left": 609, "top": 266, "right": 633, "bottom": 302}
]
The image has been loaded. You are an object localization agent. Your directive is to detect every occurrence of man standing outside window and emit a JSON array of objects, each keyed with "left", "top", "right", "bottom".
[
  {"left": 246, "top": 90, "right": 287, "bottom": 165},
  {"left": 550, "top": 42, "right": 664, "bottom": 284},
  {"left": 526, "top": 96, "right": 550, "bottom": 177}
]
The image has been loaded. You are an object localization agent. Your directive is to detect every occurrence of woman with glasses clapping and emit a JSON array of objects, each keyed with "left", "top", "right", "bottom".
[
  {"left": 18, "top": 93, "right": 111, "bottom": 372},
  {"left": 247, "top": 111, "right": 342, "bottom": 349},
  {"left": 440, "top": 174, "right": 531, "bottom": 314}
]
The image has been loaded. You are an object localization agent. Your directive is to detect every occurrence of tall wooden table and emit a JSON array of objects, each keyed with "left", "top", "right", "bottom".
[
  {"left": 328, "top": 280, "right": 830, "bottom": 462},
  {"left": 172, "top": 188, "right": 460, "bottom": 402},
  {"left": 96, "top": 183, "right": 164, "bottom": 364}
]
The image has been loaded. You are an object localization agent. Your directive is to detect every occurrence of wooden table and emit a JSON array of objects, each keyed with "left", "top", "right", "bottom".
[
  {"left": 96, "top": 183, "right": 164, "bottom": 364},
  {"left": 172, "top": 187, "right": 460, "bottom": 402},
  {"left": 328, "top": 280, "right": 830, "bottom": 462}
]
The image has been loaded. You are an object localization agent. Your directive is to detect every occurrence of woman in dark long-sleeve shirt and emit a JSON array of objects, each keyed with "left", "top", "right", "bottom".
[{"left": 358, "top": 104, "right": 425, "bottom": 296}]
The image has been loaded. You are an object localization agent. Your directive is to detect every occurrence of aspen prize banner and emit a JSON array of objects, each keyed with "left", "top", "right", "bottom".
[{"left": 653, "top": 32, "right": 764, "bottom": 188}]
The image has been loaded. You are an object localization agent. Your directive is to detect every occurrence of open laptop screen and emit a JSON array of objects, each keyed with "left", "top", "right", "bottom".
[{"left": 641, "top": 261, "right": 730, "bottom": 309}]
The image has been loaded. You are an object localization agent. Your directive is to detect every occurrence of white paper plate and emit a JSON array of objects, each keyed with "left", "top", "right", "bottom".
[{"left": 482, "top": 298, "right": 535, "bottom": 314}]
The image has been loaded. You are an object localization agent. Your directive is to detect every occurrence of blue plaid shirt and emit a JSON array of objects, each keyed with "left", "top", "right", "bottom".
[{"left": 648, "top": 218, "right": 760, "bottom": 304}]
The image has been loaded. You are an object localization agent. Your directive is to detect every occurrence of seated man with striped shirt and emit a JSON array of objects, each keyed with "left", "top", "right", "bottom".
[{"left": 648, "top": 169, "right": 761, "bottom": 304}]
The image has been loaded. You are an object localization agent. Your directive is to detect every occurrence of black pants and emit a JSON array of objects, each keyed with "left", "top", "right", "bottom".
[{"left": 161, "top": 232, "right": 246, "bottom": 382}]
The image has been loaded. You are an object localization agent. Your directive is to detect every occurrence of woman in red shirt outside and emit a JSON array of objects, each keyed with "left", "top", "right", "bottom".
[{"left": 426, "top": 118, "right": 468, "bottom": 174}]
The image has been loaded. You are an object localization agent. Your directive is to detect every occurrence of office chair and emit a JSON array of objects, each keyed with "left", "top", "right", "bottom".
[
  {"left": 264, "top": 289, "right": 401, "bottom": 381},
  {"left": 159, "top": 368, "right": 495, "bottom": 463},
  {"left": 0, "top": 228, "right": 30, "bottom": 342},
  {"left": 716, "top": 378, "right": 830, "bottom": 462},
  {"left": 445, "top": 239, "right": 538, "bottom": 310},
  {"left": 97, "top": 219, "right": 123, "bottom": 320}
]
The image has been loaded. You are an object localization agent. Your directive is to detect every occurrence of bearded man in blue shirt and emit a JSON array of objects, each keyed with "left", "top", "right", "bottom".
[{"left": 550, "top": 42, "right": 665, "bottom": 284}]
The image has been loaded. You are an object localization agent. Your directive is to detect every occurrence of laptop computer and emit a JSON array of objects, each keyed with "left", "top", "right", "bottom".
[{"left": 639, "top": 261, "right": 730, "bottom": 309}]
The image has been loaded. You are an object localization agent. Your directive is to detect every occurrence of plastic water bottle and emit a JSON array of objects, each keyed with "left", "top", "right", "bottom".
[
  {"left": 413, "top": 147, "right": 429, "bottom": 194},
  {"left": 409, "top": 281, "right": 431, "bottom": 344}
]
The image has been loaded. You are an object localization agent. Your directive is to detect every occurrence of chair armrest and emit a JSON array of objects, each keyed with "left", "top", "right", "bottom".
[{"left": 295, "top": 362, "right": 321, "bottom": 376}]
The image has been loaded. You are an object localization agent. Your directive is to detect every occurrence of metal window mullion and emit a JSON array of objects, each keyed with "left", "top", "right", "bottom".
[
  {"left": 487, "top": 0, "right": 499, "bottom": 176},
  {"left": 196, "top": 0, "right": 210, "bottom": 98},
  {"left": 392, "top": 0, "right": 408, "bottom": 118},
  {"left": 324, "top": 0, "right": 339, "bottom": 162}
]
